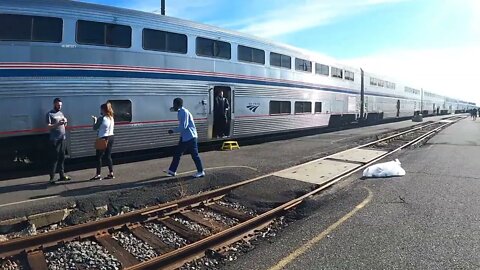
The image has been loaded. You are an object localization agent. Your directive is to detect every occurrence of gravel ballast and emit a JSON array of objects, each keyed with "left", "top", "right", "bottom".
[{"left": 45, "top": 241, "right": 121, "bottom": 270}]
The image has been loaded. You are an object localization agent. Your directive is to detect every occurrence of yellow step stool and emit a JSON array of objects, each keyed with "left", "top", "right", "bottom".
[{"left": 221, "top": 141, "right": 240, "bottom": 151}]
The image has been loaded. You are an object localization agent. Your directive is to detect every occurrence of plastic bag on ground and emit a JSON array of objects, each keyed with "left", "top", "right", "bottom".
[{"left": 362, "top": 159, "right": 406, "bottom": 178}]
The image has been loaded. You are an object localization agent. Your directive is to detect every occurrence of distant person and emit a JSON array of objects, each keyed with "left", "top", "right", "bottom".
[
  {"left": 214, "top": 90, "right": 229, "bottom": 138},
  {"left": 474, "top": 108, "right": 478, "bottom": 121},
  {"left": 164, "top": 98, "right": 205, "bottom": 178},
  {"left": 46, "top": 98, "right": 71, "bottom": 184},
  {"left": 90, "top": 102, "right": 115, "bottom": 180}
]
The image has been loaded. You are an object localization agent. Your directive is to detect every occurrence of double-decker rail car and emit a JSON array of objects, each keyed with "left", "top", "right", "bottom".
[{"left": 0, "top": 0, "right": 475, "bottom": 163}]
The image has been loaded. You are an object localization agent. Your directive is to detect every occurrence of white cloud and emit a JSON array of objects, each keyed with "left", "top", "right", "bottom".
[
  {"left": 226, "top": 0, "right": 407, "bottom": 37},
  {"left": 343, "top": 46, "right": 480, "bottom": 104}
]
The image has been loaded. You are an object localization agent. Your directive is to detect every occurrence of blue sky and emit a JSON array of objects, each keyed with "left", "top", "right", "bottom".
[{"left": 81, "top": 0, "right": 479, "bottom": 103}]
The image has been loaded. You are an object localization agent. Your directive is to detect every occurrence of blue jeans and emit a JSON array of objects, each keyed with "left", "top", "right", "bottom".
[{"left": 168, "top": 138, "right": 204, "bottom": 173}]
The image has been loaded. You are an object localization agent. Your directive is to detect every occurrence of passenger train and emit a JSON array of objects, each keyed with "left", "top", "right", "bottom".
[{"left": 0, "top": 0, "right": 476, "bottom": 163}]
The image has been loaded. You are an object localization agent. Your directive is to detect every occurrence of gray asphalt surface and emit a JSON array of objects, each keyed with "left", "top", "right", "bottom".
[{"left": 224, "top": 118, "right": 480, "bottom": 270}]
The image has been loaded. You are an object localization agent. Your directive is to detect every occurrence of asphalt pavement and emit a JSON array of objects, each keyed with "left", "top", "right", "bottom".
[{"left": 224, "top": 118, "right": 480, "bottom": 269}]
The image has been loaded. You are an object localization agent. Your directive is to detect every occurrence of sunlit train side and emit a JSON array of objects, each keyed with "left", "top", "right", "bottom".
[{"left": 0, "top": 0, "right": 475, "bottom": 162}]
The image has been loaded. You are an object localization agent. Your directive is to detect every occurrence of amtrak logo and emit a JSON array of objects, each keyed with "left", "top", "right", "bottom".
[{"left": 247, "top": 103, "right": 260, "bottom": 112}]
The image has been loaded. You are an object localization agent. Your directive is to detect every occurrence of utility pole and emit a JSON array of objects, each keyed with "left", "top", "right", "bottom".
[{"left": 161, "top": 0, "right": 165, "bottom": 15}]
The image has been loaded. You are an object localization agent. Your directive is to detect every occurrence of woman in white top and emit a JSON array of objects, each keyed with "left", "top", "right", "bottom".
[{"left": 91, "top": 102, "right": 115, "bottom": 180}]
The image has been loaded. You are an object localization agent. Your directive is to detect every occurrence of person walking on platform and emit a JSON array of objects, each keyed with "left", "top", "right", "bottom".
[
  {"left": 214, "top": 90, "right": 229, "bottom": 138},
  {"left": 90, "top": 102, "right": 115, "bottom": 180},
  {"left": 46, "top": 97, "right": 71, "bottom": 184},
  {"left": 164, "top": 98, "right": 205, "bottom": 178},
  {"left": 473, "top": 108, "right": 478, "bottom": 121}
]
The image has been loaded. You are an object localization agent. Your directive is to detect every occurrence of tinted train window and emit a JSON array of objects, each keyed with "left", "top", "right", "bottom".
[
  {"left": 315, "top": 63, "right": 329, "bottom": 76},
  {"left": 196, "top": 37, "right": 231, "bottom": 59},
  {"left": 143, "top": 28, "right": 187, "bottom": 54},
  {"left": 295, "top": 102, "right": 312, "bottom": 114},
  {"left": 77, "top": 20, "right": 131, "bottom": 48},
  {"left": 315, "top": 102, "right": 322, "bottom": 113},
  {"left": 345, "top": 70, "right": 354, "bottom": 81},
  {"left": 238, "top": 45, "right": 265, "bottom": 64},
  {"left": 270, "top": 52, "right": 291, "bottom": 69},
  {"left": 270, "top": 101, "right": 291, "bottom": 114},
  {"left": 295, "top": 58, "right": 312, "bottom": 73},
  {"left": 108, "top": 100, "right": 132, "bottom": 122},
  {"left": 331, "top": 67, "right": 343, "bottom": 79},
  {"left": 0, "top": 14, "right": 62, "bottom": 42}
]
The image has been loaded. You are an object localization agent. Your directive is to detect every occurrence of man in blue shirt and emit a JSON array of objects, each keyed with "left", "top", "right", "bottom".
[{"left": 165, "top": 98, "right": 205, "bottom": 178}]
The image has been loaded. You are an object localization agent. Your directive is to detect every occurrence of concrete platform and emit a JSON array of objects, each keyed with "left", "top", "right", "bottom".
[
  {"left": 224, "top": 118, "right": 480, "bottom": 269},
  {"left": 0, "top": 115, "right": 451, "bottom": 219}
]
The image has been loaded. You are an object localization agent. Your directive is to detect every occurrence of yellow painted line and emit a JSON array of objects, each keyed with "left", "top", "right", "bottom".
[{"left": 268, "top": 187, "right": 373, "bottom": 270}]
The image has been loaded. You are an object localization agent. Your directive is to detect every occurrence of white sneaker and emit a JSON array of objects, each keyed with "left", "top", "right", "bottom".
[
  {"left": 164, "top": 169, "right": 176, "bottom": 177},
  {"left": 192, "top": 171, "right": 205, "bottom": 178}
]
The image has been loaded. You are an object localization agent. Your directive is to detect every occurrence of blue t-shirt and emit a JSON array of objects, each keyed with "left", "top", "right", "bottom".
[{"left": 174, "top": 107, "right": 198, "bottom": 142}]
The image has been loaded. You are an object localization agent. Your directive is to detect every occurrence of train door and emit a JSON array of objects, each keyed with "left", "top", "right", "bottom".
[
  {"left": 210, "top": 86, "right": 233, "bottom": 139},
  {"left": 396, "top": 99, "right": 400, "bottom": 117}
]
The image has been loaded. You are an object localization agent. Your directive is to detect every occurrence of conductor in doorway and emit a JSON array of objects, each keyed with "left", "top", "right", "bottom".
[
  {"left": 164, "top": 98, "right": 205, "bottom": 178},
  {"left": 214, "top": 90, "right": 229, "bottom": 138}
]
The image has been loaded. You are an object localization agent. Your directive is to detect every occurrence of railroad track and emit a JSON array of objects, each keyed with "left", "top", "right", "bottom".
[{"left": 0, "top": 116, "right": 464, "bottom": 270}]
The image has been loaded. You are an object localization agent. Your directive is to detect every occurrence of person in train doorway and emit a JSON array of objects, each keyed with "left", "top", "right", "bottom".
[
  {"left": 90, "top": 102, "right": 115, "bottom": 180},
  {"left": 214, "top": 90, "right": 230, "bottom": 138},
  {"left": 164, "top": 97, "right": 205, "bottom": 178},
  {"left": 46, "top": 97, "right": 71, "bottom": 184}
]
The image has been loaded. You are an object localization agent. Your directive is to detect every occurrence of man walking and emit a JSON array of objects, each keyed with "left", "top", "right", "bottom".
[
  {"left": 164, "top": 98, "right": 205, "bottom": 178},
  {"left": 46, "top": 98, "right": 71, "bottom": 183},
  {"left": 214, "top": 90, "right": 229, "bottom": 138}
]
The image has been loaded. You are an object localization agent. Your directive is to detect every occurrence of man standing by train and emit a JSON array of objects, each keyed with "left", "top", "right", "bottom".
[
  {"left": 214, "top": 90, "right": 229, "bottom": 138},
  {"left": 46, "top": 98, "right": 71, "bottom": 184},
  {"left": 164, "top": 97, "right": 205, "bottom": 178}
]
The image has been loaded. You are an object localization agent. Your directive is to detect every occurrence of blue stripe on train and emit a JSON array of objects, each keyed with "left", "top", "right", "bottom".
[{"left": 0, "top": 68, "right": 408, "bottom": 100}]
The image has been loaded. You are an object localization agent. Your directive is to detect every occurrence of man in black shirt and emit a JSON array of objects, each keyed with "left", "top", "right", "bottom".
[{"left": 214, "top": 91, "right": 230, "bottom": 138}]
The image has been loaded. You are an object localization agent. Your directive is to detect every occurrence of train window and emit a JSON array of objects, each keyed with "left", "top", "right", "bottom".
[
  {"left": 331, "top": 67, "right": 343, "bottom": 78},
  {"left": 269, "top": 101, "right": 291, "bottom": 115},
  {"left": 77, "top": 20, "right": 131, "bottom": 48},
  {"left": 315, "top": 63, "right": 329, "bottom": 76},
  {"left": 315, "top": 102, "right": 322, "bottom": 113},
  {"left": 295, "top": 58, "right": 312, "bottom": 73},
  {"left": 196, "top": 37, "right": 231, "bottom": 59},
  {"left": 238, "top": 45, "right": 265, "bottom": 65},
  {"left": 378, "top": 80, "right": 385, "bottom": 87},
  {"left": 295, "top": 101, "right": 312, "bottom": 114},
  {"left": 370, "top": 77, "right": 377, "bottom": 86},
  {"left": 108, "top": 100, "right": 132, "bottom": 122},
  {"left": 387, "top": 82, "right": 396, "bottom": 89},
  {"left": 345, "top": 70, "right": 354, "bottom": 81},
  {"left": 0, "top": 14, "right": 62, "bottom": 42},
  {"left": 270, "top": 52, "right": 291, "bottom": 69},
  {"left": 143, "top": 28, "right": 187, "bottom": 54}
]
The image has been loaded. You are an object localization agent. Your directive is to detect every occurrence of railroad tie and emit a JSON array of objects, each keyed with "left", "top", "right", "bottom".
[
  {"left": 159, "top": 218, "right": 205, "bottom": 243},
  {"left": 95, "top": 233, "right": 139, "bottom": 268},
  {"left": 179, "top": 211, "right": 229, "bottom": 233},
  {"left": 129, "top": 226, "right": 174, "bottom": 254},
  {"left": 26, "top": 250, "right": 48, "bottom": 270},
  {"left": 206, "top": 204, "right": 252, "bottom": 222}
]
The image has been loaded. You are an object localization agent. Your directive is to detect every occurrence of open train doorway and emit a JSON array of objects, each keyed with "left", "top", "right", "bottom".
[
  {"left": 396, "top": 99, "right": 400, "bottom": 117},
  {"left": 211, "top": 86, "right": 233, "bottom": 139}
]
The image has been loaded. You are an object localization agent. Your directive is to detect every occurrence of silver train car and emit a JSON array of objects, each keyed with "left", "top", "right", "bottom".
[{"left": 0, "top": 0, "right": 476, "bottom": 162}]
